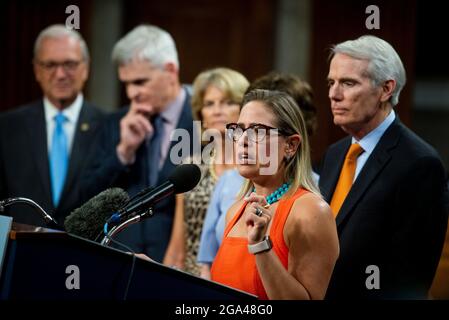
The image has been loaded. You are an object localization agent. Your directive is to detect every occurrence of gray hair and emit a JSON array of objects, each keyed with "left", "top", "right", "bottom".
[
  {"left": 34, "top": 24, "right": 90, "bottom": 62},
  {"left": 112, "top": 24, "right": 179, "bottom": 69},
  {"left": 331, "top": 35, "right": 406, "bottom": 106}
]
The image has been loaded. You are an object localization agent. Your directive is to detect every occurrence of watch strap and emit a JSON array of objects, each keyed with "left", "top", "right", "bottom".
[{"left": 248, "top": 235, "right": 272, "bottom": 255}]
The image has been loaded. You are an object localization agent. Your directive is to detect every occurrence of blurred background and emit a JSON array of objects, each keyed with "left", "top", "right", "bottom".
[{"left": 0, "top": 0, "right": 448, "bottom": 167}]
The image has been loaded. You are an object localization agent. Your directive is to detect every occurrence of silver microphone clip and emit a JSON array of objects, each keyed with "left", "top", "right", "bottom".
[{"left": 0, "top": 197, "right": 58, "bottom": 227}]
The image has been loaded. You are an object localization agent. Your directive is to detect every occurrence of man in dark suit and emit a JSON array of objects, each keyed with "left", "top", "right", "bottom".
[
  {"left": 320, "top": 35, "right": 449, "bottom": 299},
  {"left": 0, "top": 25, "right": 104, "bottom": 228},
  {"left": 82, "top": 25, "right": 194, "bottom": 262}
]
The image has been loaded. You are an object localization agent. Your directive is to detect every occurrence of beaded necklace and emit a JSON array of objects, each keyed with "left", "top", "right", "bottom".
[{"left": 253, "top": 182, "right": 291, "bottom": 205}]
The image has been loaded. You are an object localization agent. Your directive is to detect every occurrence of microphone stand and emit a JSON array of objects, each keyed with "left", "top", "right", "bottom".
[
  {"left": 101, "top": 207, "right": 153, "bottom": 246},
  {"left": 0, "top": 197, "right": 59, "bottom": 228}
]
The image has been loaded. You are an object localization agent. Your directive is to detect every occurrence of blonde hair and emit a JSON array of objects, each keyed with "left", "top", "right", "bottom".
[
  {"left": 191, "top": 67, "right": 249, "bottom": 122},
  {"left": 239, "top": 89, "right": 320, "bottom": 198}
]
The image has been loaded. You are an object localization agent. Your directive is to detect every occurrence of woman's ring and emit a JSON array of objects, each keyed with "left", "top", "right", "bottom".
[{"left": 255, "top": 207, "right": 263, "bottom": 217}]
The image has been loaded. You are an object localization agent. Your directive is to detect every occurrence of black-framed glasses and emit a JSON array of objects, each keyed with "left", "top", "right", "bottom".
[
  {"left": 36, "top": 59, "right": 84, "bottom": 73},
  {"left": 225, "top": 122, "right": 289, "bottom": 143}
]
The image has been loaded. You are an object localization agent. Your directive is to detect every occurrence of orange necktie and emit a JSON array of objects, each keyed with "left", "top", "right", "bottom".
[{"left": 330, "top": 143, "right": 364, "bottom": 217}]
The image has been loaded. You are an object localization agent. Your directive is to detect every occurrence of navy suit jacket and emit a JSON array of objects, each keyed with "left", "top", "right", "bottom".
[
  {"left": 81, "top": 88, "right": 194, "bottom": 261},
  {"left": 319, "top": 118, "right": 449, "bottom": 299},
  {"left": 0, "top": 100, "right": 105, "bottom": 228}
]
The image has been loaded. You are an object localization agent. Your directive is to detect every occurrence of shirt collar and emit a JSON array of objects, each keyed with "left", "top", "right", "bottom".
[
  {"left": 44, "top": 94, "right": 83, "bottom": 124},
  {"left": 352, "top": 110, "right": 396, "bottom": 154},
  {"left": 160, "top": 88, "right": 186, "bottom": 124}
]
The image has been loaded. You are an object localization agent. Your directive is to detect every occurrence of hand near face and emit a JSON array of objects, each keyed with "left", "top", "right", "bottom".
[
  {"left": 116, "top": 102, "right": 154, "bottom": 165},
  {"left": 244, "top": 192, "right": 271, "bottom": 244}
]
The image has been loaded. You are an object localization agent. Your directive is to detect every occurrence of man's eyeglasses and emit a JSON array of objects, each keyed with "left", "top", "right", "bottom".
[
  {"left": 36, "top": 60, "right": 84, "bottom": 73},
  {"left": 225, "top": 123, "right": 289, "bottom": 143}
]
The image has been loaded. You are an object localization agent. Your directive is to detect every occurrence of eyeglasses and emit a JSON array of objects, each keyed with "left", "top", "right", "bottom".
[
  {"left": 226, "top": 123, "right": 289, "bottom": 143},
  {"left": 36, "top": 60, "right": 84, "bottom": 73}
]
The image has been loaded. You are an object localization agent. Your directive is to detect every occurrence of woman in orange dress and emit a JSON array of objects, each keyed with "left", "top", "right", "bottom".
[{"left": 211, "top": 89, "right": 339, "bottom": 300}]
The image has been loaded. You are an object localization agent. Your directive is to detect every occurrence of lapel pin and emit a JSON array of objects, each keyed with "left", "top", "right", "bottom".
[{"left": 80, "top": 123, "right": 90, "bottom": 132}]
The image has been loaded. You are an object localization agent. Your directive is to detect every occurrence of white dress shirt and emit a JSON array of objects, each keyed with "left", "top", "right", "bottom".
[
  {"left": 352, "top": 110, "right": 396, "bottom": 181},
  {"left": 44, "top": 94, "right": 83, "bottom": 156}
]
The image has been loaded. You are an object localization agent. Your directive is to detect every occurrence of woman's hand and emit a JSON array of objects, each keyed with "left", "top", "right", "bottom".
[
  {"left": 199, "top": 264, "right": 212, "bottom": 280},
  {"left": 163, "top": 194, "right": 186, "bottom": 270},
  {"left": 134, "top": 253, "right": 154, "bottom": 262},
  {"left": 244, "top": 192, "right": 271, "bottom": 244}
]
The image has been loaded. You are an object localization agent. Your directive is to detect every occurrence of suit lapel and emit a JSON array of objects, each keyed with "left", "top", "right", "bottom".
[
  {"left": 159, "top": 88, "right": 193, "bottom": 182},
  {"left": 336, "top": 119, "right": 402, "bottom": 227},
  {"left": 321, "top": 137, "right": 351, "bottom": 202},
  {"left": 26, "top": 102, "right": 53, "bottom": 207},
  {"left": 59, "top": 103, "right": 96, "bottom": 203}
]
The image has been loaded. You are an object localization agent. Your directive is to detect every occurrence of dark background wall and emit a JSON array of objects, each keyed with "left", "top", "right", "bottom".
[
  {"left": 309, "top": 0, "right": 416, "bottom": 161},
  {"left": 122, "top": 0, "right": 276, "bottom": 87},
  {"left": 0, "top": 1, "right": 92, "bottom": 112}
]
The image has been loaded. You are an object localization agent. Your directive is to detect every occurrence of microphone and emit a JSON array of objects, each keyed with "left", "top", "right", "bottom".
[
  {"left": 110, "top": 164, "right": 201, "bottom": 223},
  {"left": 0, "top": 197, "right": 58, "bottom": 228},
  {"left": 64, "top": 188, "right": 129, "bottom": 241}
]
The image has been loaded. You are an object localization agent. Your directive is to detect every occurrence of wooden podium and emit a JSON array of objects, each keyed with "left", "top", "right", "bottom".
[{"left": 0, "top": 218, "right": 255, "bottom": 300}]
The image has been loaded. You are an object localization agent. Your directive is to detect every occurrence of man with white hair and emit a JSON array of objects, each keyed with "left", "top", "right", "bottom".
[
  {"left": 320, "top": 35, "right": 449, "bottom": 299},
  {"left": 0, "top": 24, "right": 105, "bottom": 228},
  {"left": 83, "top": 25, "right": 194, "bottom": 261}
]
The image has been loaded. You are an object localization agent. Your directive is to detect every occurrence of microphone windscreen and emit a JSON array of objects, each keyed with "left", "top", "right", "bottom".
[
  {"left": 64, "top": 188, "right": 129, "bottom": 240},
  {"left": 169, "top": 164, "right": 201, "bottom": 194}
]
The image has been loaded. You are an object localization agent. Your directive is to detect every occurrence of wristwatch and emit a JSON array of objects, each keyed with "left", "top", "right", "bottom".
[{"left": 248, "top": 235, "right": 272, "bottom": 255}]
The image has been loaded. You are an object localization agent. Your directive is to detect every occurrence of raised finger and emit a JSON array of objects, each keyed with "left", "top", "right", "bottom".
[
  {"left": 245, "top": 192, "right": 267, "bottom": 204},
  {"left": 130, "top": 103, "right": 154, "bottom": 116},
  {"left": 133, "top": 114, "right": 153, "bottom": 134}
]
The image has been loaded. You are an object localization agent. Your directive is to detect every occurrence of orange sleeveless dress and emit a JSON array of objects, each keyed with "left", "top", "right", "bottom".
[{"left": 211, "top": 188, "right": 309, "bottom": 299}]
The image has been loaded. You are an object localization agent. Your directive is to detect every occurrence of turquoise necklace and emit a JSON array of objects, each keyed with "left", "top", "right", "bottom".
[{"left": 253, "top": 182, "right": 291, "bottom": 205}]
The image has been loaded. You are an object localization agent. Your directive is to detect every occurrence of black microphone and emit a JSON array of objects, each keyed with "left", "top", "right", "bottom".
[
  {"left": 110, "top": 164, "right": 201, "bottom": 223},
  {"left": 64, "top": 188, "right": 129, "bottom": 241}
]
